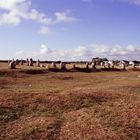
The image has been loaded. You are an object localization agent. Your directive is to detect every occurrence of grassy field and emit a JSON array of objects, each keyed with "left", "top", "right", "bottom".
[{"left": 0, "top": 62, "right": 140, "bottom": 139}]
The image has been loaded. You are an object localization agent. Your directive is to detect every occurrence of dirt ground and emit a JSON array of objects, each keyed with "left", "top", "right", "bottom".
[{"left": 0, "top": 62, "right": 140, "bottom": 140}]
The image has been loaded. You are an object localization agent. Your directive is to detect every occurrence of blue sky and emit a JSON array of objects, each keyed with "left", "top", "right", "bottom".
[{"left": 0, "top": 0, "right": 140, "bottom": 61}]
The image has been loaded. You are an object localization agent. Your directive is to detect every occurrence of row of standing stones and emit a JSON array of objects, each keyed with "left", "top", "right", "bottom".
[
  {"left": 8, "top": 58, "right": 136, "bottom": 71},
  {"left": 8, "top": 59, "right": 68, "bottom": 71}
]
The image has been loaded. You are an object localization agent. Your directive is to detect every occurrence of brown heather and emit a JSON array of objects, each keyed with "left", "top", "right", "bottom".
[{"left": 0, "top": 63, "right": 140, "bottom": 140}]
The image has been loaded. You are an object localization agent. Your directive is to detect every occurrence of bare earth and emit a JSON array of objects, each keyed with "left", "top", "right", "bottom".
[{"left": 0, "top": 63, "right": 140, "bottom": 140}]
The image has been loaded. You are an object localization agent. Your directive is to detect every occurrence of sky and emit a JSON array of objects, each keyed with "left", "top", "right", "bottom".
[{"left": 0, "top": 0, "right": 140, "bottom": 61}]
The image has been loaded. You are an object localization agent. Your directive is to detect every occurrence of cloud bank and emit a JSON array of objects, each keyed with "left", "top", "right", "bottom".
[
  {"left": 0, "top": 0, "right": 77, "bottom": 35},
  {"left": 81, "top": 0, "right": 140, "bottom": 5},
  {"left": 119, "top": 0, "right": 140, "bottom": 5},
  {"left": 15, "top": 44, "right": 140, "bottom": 61}
]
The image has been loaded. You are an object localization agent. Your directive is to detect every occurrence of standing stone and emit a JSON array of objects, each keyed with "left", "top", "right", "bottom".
[
  {"left": 36, "top": 59, "right": 40, "bottom": 67},
  {"left": 9, "top": 60, "right": 16, "bottom": 69},
  {"left": 20, "top": 59, "right": 24, "bottom": 65},
  {"left": 111, "top": 61, "right": 115, "bottom": 68},
  {"left": 29, "top": 58, "right": 33, "bottom": 66},
  {"left": 51, "top": 62, "right": 56, "bottom": 68},
  {"left": 26, "top": 58, "right": 29, "bottom": 66},
  {"left": 100, "top": 62, "right": 103, "bottom": 67},
  {"left": 91, "top": 62, "right": 96, "bottom": 69},
  {"left": 122, "top": 63, "right": 126, "bottom": 70},
  {"left": 16, "top": 59, "right": 20, "bottom": 65},
  {"left": 40, "top": 64, "right": 45, "bottom": 67},
  {"left": 132, "top": 62, "right": 136, "bottom": 68},
  {"left": 8, "top": 60, "right": 10, "bottom": 64},
  {"left": 104, "top": 61, "right": 108, "bottom": 68},
  {"left": 60, "top": 62, "right": 66, "bottom": 71},
  {"left": 72, "top": 64, "right": 76, "bottom": 69},
  {"left": 107, "top": 62, "right": 111, "bottom": 68},
  {"left": 85, "top": 63, "right": 89, "bottom": 70},
  {"left": 46, "top": 64, "right": 50, "bottom": 69}
]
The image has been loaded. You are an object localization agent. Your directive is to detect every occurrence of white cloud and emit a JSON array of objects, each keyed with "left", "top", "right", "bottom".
[
  {"left": 111, "top": 0, "right": 140, "bottom": 5},
  {"left": 82, "top": 0, "right": 92, "bottom": 2},
  {"left": 0, "top": 12, "right": 21, "bottom": 25},
  {"left": 0, "top": 0, "right": 77, "bottom": 35},
  {"left": 40, "top": 44, "right": 52, "bottom": 55},
  {"left": 81, "top": 0, "right": 93, "bottom": 3},
  {"left": 123, "top": 0, "right": 140, "bottom": 5},
  {"left": 83, "top": 0, "right": 140, "bottom": 6},
  {"left": 0, "top": 0, "right": 53, "bottom": 26},
  {"left": 14, "top": 44, "right": 140, "bottom": 61},
  {"left": 74, "top": 46, "right": 91, "bottom": 57},
  {"left": 28, "top": 9, "right": 53, "bottom": 25},
  {"left": 15, "top": 50, "right": 24, "bottom": 55},
  {"left": 15, "top": 50, "right": 25, "bottom": 58},
  {"left": 0, "top": 0, "right": 29, "bottom": 25},
  {"left": 126, "top": 44, "right": 136, "bottom": 52},
  {"left": 0, "top": 0, "right": 27, "bottom": 11},
  {"left": 91, "top": 44, "right": 140, "bottom": 60},
  {"left": 39, "top": 26, "right": 53, "bottom": 35},
  {"left": 54, "top": 10, "right": 77, "bottom": 23}
]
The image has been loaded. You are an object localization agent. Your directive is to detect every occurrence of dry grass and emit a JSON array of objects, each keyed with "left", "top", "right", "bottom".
[{"left": 0, "top": 62, "right": 140, "bottom": 139}]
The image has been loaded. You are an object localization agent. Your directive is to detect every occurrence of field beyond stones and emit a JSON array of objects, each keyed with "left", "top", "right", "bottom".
[{"left": 0, "top": 62, "right": 140, "bottom": 140}]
